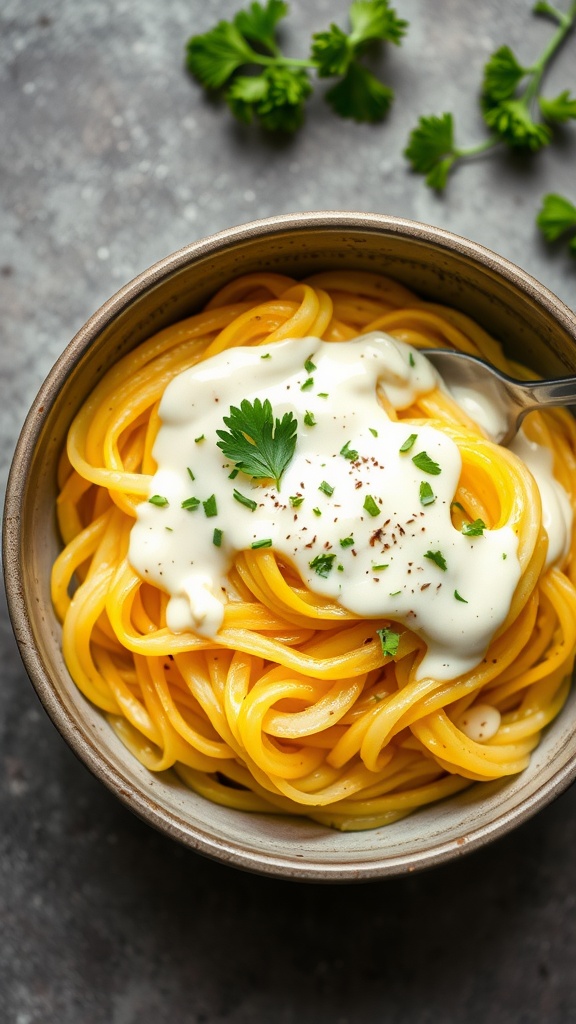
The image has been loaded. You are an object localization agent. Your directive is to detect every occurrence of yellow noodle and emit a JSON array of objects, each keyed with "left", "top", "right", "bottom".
[{"left": 51, "top": 271, "right": 576, "bottom": 830}]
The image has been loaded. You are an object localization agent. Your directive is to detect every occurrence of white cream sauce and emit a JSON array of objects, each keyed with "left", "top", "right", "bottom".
[{"left": 128, "top": 332, "right": 569, "bottom": 682}]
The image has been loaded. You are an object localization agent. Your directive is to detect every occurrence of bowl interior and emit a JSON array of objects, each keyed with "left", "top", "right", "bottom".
[{"left": 6, "top": 213, "right": 576, "bottom": 880}]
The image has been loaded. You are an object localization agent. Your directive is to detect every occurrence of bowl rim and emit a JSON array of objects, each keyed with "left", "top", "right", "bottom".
[{"left": 4, "top": 210, "right": 576, "bottom": 881}]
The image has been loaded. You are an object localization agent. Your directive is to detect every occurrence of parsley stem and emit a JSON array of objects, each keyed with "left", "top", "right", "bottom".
[{"left": 526, "top": 3, "right": 576, "bottom": 100}]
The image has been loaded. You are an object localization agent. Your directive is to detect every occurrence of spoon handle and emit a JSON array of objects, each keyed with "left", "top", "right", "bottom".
[{"left": 516, "top": 376, "right": 576, "bottom": 411}]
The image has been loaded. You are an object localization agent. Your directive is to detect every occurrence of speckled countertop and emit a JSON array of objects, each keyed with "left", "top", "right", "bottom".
[{"left": 2, "top": 2, "right": 576, "bottom": 1022}]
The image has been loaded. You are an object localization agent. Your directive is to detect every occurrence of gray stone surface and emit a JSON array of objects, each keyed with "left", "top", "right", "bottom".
[{"left": 1, "top": 1, "right": 576, "bottom": 1021}]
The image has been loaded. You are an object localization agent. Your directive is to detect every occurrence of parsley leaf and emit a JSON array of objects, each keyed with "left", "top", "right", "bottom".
[
  {"left": 363, "top": 494, "right": 381, "bottom": 517},
  {"left": 537, "top": 192, "right": 576, "bottom": 254},
  {"left": 216, "top": 397, "right": 297, "bottom": 490},
  {"left": 325, "top": 63, "right": 395, "bottom": 122},
  {"left": 213, "top": 528, "right": 224, "bottom": 547},
  {"left": 539, "top": 89, "right": 576, "bottom": 124},
  {"left": 377, "top": 626, "right": 401, "bottom": 658},
  {"left": 412, "top": 451, "right": 441, "bottom": 475},
  {"left": 309, "top": 553, "right": 337, "bottom": 577},
  {"left": 181, "top": 496, "right": 201, "bottom": 511},
  {"left": 454, "top": 589, "right": 468, "bottom": 603},
  {"left": 461, "top": 518, "right": 486, "bottom": 537},
  {"left": 419, "top": 481, "right": 436, "bottom": 506},
  {"left": 340, "top": 440, "right": 359, "bottom": 460},
  {"left": 399, "top": 433, "right": 417, "bottom": 452},
  {"left": 186, "top": 0, "right": 408, "bottom": 132},
  {"left": 405, "top": 4, "right": 576, "bottom": 192},
  {"left": 304, "top": 410, "right": 317, "bottom": 426},
  {"left": 203, "top": 494, "right": 218, "bottom": 518},
  {"left": 149, "top": 494, "right": 169, "bottom": 507},
  {"left": 424, "top": 550, "right": 447, "bottom": 571}
]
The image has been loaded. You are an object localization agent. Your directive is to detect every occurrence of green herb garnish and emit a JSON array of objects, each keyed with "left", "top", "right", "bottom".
[
  {"left": 372, "top": 563, "right": 389, "bottom": 571},
  {"left": 203, "top": 494, "right": 218, "bottom": 518},
  {"left": 454, "top": 589, "right": 468, "bottom": 603},
  {"left": 309, "top": 552, "right": 337, "bottom": 577},
  {"left": 319, "top": 480, "right": 334, "bottom": 496},
  {"left": 419, "top": 481, "right": 436, "bottom": 506},
  {"left": 340, "top": 536, "right": 355, "bottom": 548},
  {"left": 312, "top": 507, "right": 322, "bottom": 517},
  {"left": 340, "top": 440, "right": 359, "bottom": 460},
  {"left": 399, "top": 432, "right": 418, "bottom": 452},
  {"left": 187, "top": 467, "right": 195, "bottom": 481},
  {"left": 251, "top": 538, "right": 273, "bottom": 548},
  {"left": 195, "top": 434, "right": 205, "bottom": 443},
  {"left": 461, "top": 518, "right": 486, "bottom": 537},
  {"left": 304, "top": 410, "right": 317, "bottom": 426},
  {"left": 412, "top": 451, "right": 441, "bottom": 475},
  {"left": 149, "top": 494, "right": 169, "bottom": 507},
  {"left": 369, "top": 427, "right": 378, "bottom": 437},
  {"left": 233, "top": 488, "right": 258, "bottom": 511},
  {"left": 216, "top": 397, "right": 297, "bottom": 490},
  {"left": 405, "top": 3, "right": 576, "bottom": 192},
  {"left": 300, "top": 377, "right": 314, "bottom": 391},
  {"left": 363, "top": 494, "right": 380, "bottom": 517},
  {"left": 424, "top": 549, "right": 448, "bottom": 571},
  {"left": 377, "top": 627, "right": 400, "bottom": 657},
  {"left": 181, "top": 496, "right": 201, "bottom": 511},
  {"left": 213, "top": 528, "right": 224, "bottom": 547},
  {"left": 304, "top": 356, "right": 317, "bottom": 372},
  {"left": 290, "top": 495, "right": 304, "bottom": 507},
  {"left": 409, "top": 352, "right": 416, "bottom": 367},
  {"left": 260, "top": 352, "right": 272, "bottom": 359},
  {"left": 537, "top": 192, "right": 576, "bottom": 255},
  {"left": 186, "top": 1, "right": 408, "bottom": 135}
]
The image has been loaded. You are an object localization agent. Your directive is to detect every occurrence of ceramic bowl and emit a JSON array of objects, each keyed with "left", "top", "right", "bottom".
[{"left": 4, "top": 212, "right": 576, "bottom": 881}]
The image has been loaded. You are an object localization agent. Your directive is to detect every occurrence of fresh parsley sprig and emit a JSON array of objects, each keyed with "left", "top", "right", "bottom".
[
  {"left": 404, "top": 1, "right": 576, "bottom": 191},
  {"left": 216, "top": 397, "right": 297, "bottom": 491},
  {"left": 537, "top": 192, "right": 576, "bottom": 254},
  {"left": 186, "top": 0, "right": 408, "bottom": 133}
]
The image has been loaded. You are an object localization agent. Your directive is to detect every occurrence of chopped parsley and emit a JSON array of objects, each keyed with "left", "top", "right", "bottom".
[
  {"left": 260, "top": 352, "right": 272, "bottom": 359},
  {"left": 312, "top": 506, "right": 322, "bottom": 516},
  {"left": 461, "top": 518, "right": 487, "bottom": 537},
  {"left": 424, "top": 549, "right": 447, "bottom": 571},
  {"left": 251, "top": 538, "right": 273, "bottom": 549},
  {"left": 377, "top": 627, "right": 401, "bottom": 658},
  {"left": 212, "top": 528, "right": 223, "bottom": 547},
  {"left": 318, "top": 392, "right": 329, "bottom": 398},
  {"left": 290, "top": 495, "right": 304, "bottom": 508},
  {"left": 300, "top": 376, "right": 314, "bottom": 391},
  {"left": 149, "top": 494, "right": 169, "bottom": 507},
  {"left": 309, "top": 553, "right": 336, "bottom": 578},
  {"left": 372, "top": 563, "right": 389, "bottom": 571},
  {"left": 304, "top": 356, "right": 317, "bottom": 372},
  {"left": 454, "top": 589, "right": 468, "bottom": 603},
  {"left": 181, "top": 496, "right": 201, "bottom": 511},
  {"left": 412, "top": 451, "right": 441, "bottom": 475},
  {"left": 233, "top": 488, "right": 257, "bottom": 511},
  {"left": 363, "top": 494, "right": 380, "bottom": 517},
  {"left": 339, "top": 536, "right": 355, "bottom": 548},
  {"left": 319, "top": 480, "right": 334, "bottom": 496},
  {"left": 304, "top": 410, "right": 317, "bottom": 427},
  {"left": 228, "top": 468, "right": 239, "bottom": 479},
  {"left": 194, "top": 434, "right": 205, "bottom": 443},
  {"left": 399, "top": 432, "right": 418, "bottom": 452},
  {"left": 340, "top": 440, "right": 358, "bottom": 460},
  {"left": 202, "top": 494, "right": 218, "bottom": 518},
  {"left": 187, "top": 467, "right": 195, "bottom": 481},
  {"left": 409, "top": 352, "right": 416, "bottom": 367},
  {"left": 419, "top": 481, "right": 436, "bottom": 506},
  {"left": 369, "top": 427, "right": 378, "bottom": 437}
]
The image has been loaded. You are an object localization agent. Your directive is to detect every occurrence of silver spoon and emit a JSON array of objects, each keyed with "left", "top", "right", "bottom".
[{"left": 423, "top": 348, "right": 576, "bottom": 446}]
